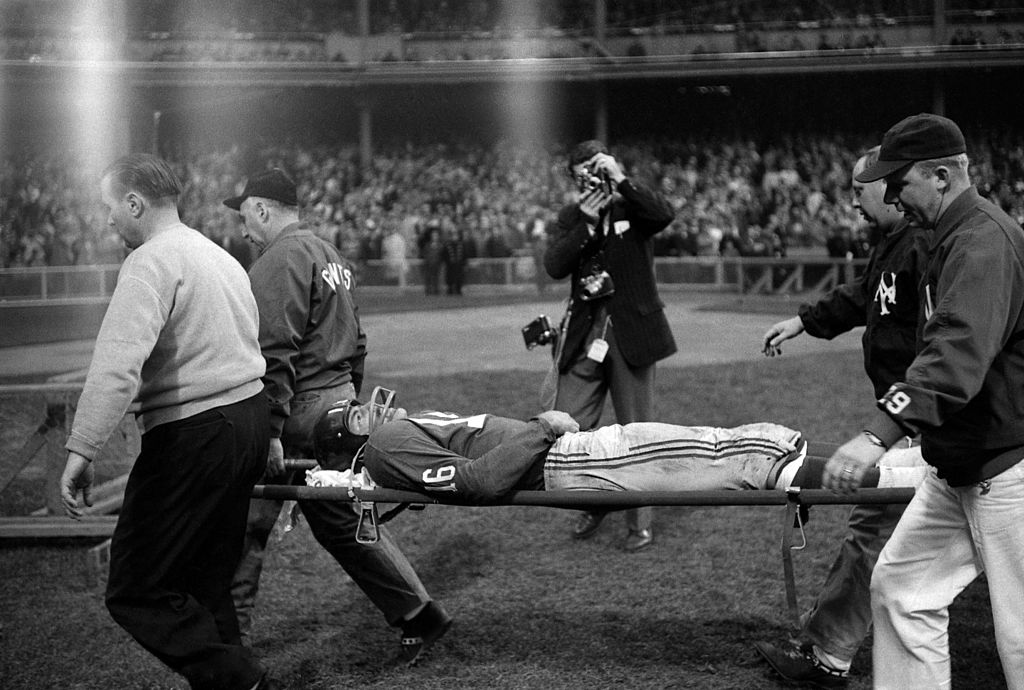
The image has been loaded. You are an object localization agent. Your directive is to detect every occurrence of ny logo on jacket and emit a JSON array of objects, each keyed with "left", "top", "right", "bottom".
[{"left": 874, "top": 271, "right": 898, "bottom": 316}]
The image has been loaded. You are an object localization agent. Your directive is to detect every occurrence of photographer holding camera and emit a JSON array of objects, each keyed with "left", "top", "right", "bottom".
[{"left": 543, "top": 139, "right": 677, "bottom": 551}]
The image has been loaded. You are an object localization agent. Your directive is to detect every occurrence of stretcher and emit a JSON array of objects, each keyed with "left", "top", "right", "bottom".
[{"left": 255, "top": 451, "right": 915, "bottom": 628}]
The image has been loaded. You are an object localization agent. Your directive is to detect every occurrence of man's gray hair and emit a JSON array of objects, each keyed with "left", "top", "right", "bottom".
[
  {"left": 915, "top": 153, "right": 970, "bottom": 181},
  {"left": 103, "top": 153, "right": 183, "bottom": 203}
]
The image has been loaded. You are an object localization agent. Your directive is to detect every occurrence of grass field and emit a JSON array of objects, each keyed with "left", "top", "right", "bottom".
[{"left": 0, "top": 344, "right": 1004, "bottom": 689}]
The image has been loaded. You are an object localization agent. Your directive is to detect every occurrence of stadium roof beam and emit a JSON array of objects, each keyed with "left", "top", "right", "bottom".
[{"left": 2, "top": 46, "right": 1024, "bottom": 88}]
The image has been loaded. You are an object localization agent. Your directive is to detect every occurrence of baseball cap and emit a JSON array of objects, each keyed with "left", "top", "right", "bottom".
[
  {"left": 222, "top": 168, "right": 298, "bottom": 210},
  {"left": 855, "top": 113, "right": 966, "bottom": 183}
]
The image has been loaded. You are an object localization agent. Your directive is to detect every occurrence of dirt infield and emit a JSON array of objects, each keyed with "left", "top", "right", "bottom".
[{"left": 0, "top": 290, "right": 860, "bottom": 383}]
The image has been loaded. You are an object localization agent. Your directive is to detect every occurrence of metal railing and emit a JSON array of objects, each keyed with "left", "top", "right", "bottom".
[
  {"left": 0, "top": 265, "right": 121, "bottom": 303},
  {"left": 0, "top": 256, "right": 868, "bottom": 303}
]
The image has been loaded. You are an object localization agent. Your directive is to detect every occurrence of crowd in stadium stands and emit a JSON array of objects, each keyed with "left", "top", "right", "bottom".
[
  {"left": 2, "top": 0, "right": 1022, "bottom": 41},
  {"left": 120, "top": 1, "right": 1022, "bottom": 36},
  {"left": 4, "top": 130, "right": 1023, "bottom": 272}
]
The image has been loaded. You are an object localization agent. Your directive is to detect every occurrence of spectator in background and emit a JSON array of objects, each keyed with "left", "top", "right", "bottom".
[
  {"left": 420, "top": 226, "right": 444, "bottom": 295},
  {"left": 544, "top": 139, "right": 677, "bottom": 552},
  {"left": 483, "top": 225, "right": 513, "bottom": 258},
  {"left": 530, "top": 224, "right": 550, "bottom": 295},
  {"left": 443, "top": 225, "right": 470, "bottom": 296},
  {"left": 382, "top": 224, "right": 409, "bottom": 289}
]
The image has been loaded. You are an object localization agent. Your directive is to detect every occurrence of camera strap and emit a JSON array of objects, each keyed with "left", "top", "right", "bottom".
[
  {"left": 553, "top": 306, "right": 569, "bottom": 364},
  {"left": 597, "top": 209, "right": 611, "bottom": 240},
  {"left": 594, "top": 208, "right": 614, "bottom": 266},
  {"left": 539, "top": 302, "right": 571, "bottom": 411}
]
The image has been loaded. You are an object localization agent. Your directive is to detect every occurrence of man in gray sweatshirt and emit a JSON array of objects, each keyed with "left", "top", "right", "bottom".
[{"left": 60, "top": 154, "right": 273, "bottom": 690}]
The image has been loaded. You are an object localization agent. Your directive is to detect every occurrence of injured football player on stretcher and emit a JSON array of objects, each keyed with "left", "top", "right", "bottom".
[{"left": 309, "top": 387, "right": 927, "bottom": 504}]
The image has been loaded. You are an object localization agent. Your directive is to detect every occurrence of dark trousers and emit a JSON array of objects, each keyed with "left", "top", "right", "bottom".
[
  {"left": 556, "top": 320, "right": 655, "bottom": 531},
  {"left": 231, "top": 383, "right": 430, "bottom": 636},
  {"left": 105, "top": 393, "right": 270, "bottom": 690},
  {"left": 423, "top": 261, "right": 442, "bottom": 295},
  {"left": 445, "top": 263, "right": 464, "bottom": 295},
  {"left": 803, "top": 501, "right": 907, "bottom": 660}
]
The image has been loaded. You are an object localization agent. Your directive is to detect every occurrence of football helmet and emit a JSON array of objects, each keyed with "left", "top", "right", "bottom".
[
  {"left": 314, "top": 398, "right": 368, "bottom": 466},
  {"left": 313, "top": 387, "right": 398, "bottom": 466}
]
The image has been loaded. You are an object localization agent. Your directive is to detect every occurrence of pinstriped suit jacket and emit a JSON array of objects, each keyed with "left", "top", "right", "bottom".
[{"left": 544, "top": 178, "right": 678, "bottom": 372}]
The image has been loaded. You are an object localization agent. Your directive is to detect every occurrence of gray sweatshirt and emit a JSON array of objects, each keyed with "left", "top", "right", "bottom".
[{"left": 66, "top": 223, "right": 265, "bottom": 460}]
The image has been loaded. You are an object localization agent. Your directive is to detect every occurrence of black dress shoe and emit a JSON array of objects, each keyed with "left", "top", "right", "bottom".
[
  {"left": 400, "top": 600, "right": 453, "bottom": 666},
  {"left": 624, "top": 528, "right": 654, "bottom": 552},
  {"left": 753, "top": 640, "right": 849, "bottom": 687},
  {"left": 572, "top": 511, "right": 606, "bottom": 539}
]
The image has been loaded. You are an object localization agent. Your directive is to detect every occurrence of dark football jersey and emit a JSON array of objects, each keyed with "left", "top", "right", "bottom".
[{"left": 360, "top": 411, "right": 555, "bottom": 503}]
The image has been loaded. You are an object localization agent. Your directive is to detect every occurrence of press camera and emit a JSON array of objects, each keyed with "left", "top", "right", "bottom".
[
  {"left": 522, "top": 314, "right": 556, "bottom": 350},
  {"left": 579, "top": 163, "right": 611, "bottom": 195}
]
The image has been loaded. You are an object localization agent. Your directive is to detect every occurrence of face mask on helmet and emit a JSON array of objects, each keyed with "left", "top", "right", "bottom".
[{"left": 367, "top": 386, "right": 397, "bottom": 432}]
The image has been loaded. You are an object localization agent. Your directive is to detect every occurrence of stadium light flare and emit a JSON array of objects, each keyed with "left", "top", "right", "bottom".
[
  {"left": 494, "top": 1, "right": 557, "bottom": 147},
  {"left": 68, "top": 0, "right": 128, "bottom": 176}
]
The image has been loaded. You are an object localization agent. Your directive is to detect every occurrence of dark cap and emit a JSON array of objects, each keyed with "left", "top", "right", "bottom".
[
  {"left": 222, "top": 168, "right": 298, "bottom": 210},
  {"left": 855, "top": 113, "right": 966, "bottom": 183}
]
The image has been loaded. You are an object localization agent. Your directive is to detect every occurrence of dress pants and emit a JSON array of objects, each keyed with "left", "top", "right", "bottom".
[
  {"left": 105, "top": 393, "right": 269, "bottom": 690},
  {"left": 231, "top": 382, "right": 431, "bottom": 635},
  {"left": 802, "top": 501, "right": 906, "bottom": 661},
  {"left": 871, "top": 459, "right": 1024, "bottom": 690}
]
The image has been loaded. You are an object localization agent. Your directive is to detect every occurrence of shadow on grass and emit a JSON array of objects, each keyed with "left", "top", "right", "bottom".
[{"left": 415, "top": 531, "right": 497, "bottom": 597}]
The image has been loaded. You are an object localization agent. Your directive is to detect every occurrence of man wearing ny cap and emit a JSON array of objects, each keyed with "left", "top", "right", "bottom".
[
  {"left": 824, "top": 113, "right": 1024, "bottom": 689},
  {"left": 224, "top": 169, "right": 451, "bottom": 668}
]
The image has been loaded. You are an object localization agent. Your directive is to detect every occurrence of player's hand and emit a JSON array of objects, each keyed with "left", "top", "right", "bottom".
[
  {"left": 60, "top": 452, "right": 95, "bottom": 520},
  {"left": 823, "top": 434, "right": 886, "bottom": 494},
  {"left": 537, "top": 410, "right": 581, "bottom": 436},
  {"left": 586, "top": 153, "right": 626, "bottom": 186},
  {"left": 265, "top": 438, "right": 286, "bottom": 479},
  {"left": 762, "top": 316, "right": 805, "bottom": 356}
]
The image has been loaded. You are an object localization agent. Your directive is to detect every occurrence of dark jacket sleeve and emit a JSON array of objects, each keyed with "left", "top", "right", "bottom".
[
  {"left": 543, "top": 204, "right": 604, "bottom": 280},
  {"left": 349, "top": 327, "right": 367, "bottom": 397},
  {"left": 250, "top": 246, "right": 311, "bottom": 438},
  {"left": 798, "top": 251, "right": 874, "bottom": 339},
  {"left": 869, "top": 217, "right": 1024, "bottom": 443},
  {"left": 615, "top": 178, "right": 675, "bottom": 237}
]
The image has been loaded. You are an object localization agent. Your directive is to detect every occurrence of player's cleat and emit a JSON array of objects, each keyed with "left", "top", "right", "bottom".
[
  {"left": 400, "top": 601, "right": 452, "bottom": 667},
  {"left": 624, "top": 528, "right": 654, "bottom": 552},
  {"left": 572, "top": 510, "right": 606, "bottom": 539},
  {"left": 753, "top": 640, "right": 849, "bottom": 688}
]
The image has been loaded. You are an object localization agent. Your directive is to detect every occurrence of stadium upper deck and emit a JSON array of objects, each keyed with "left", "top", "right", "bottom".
[{"left": 1, "top": 0, "right": 1022, "bottom": 62}]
